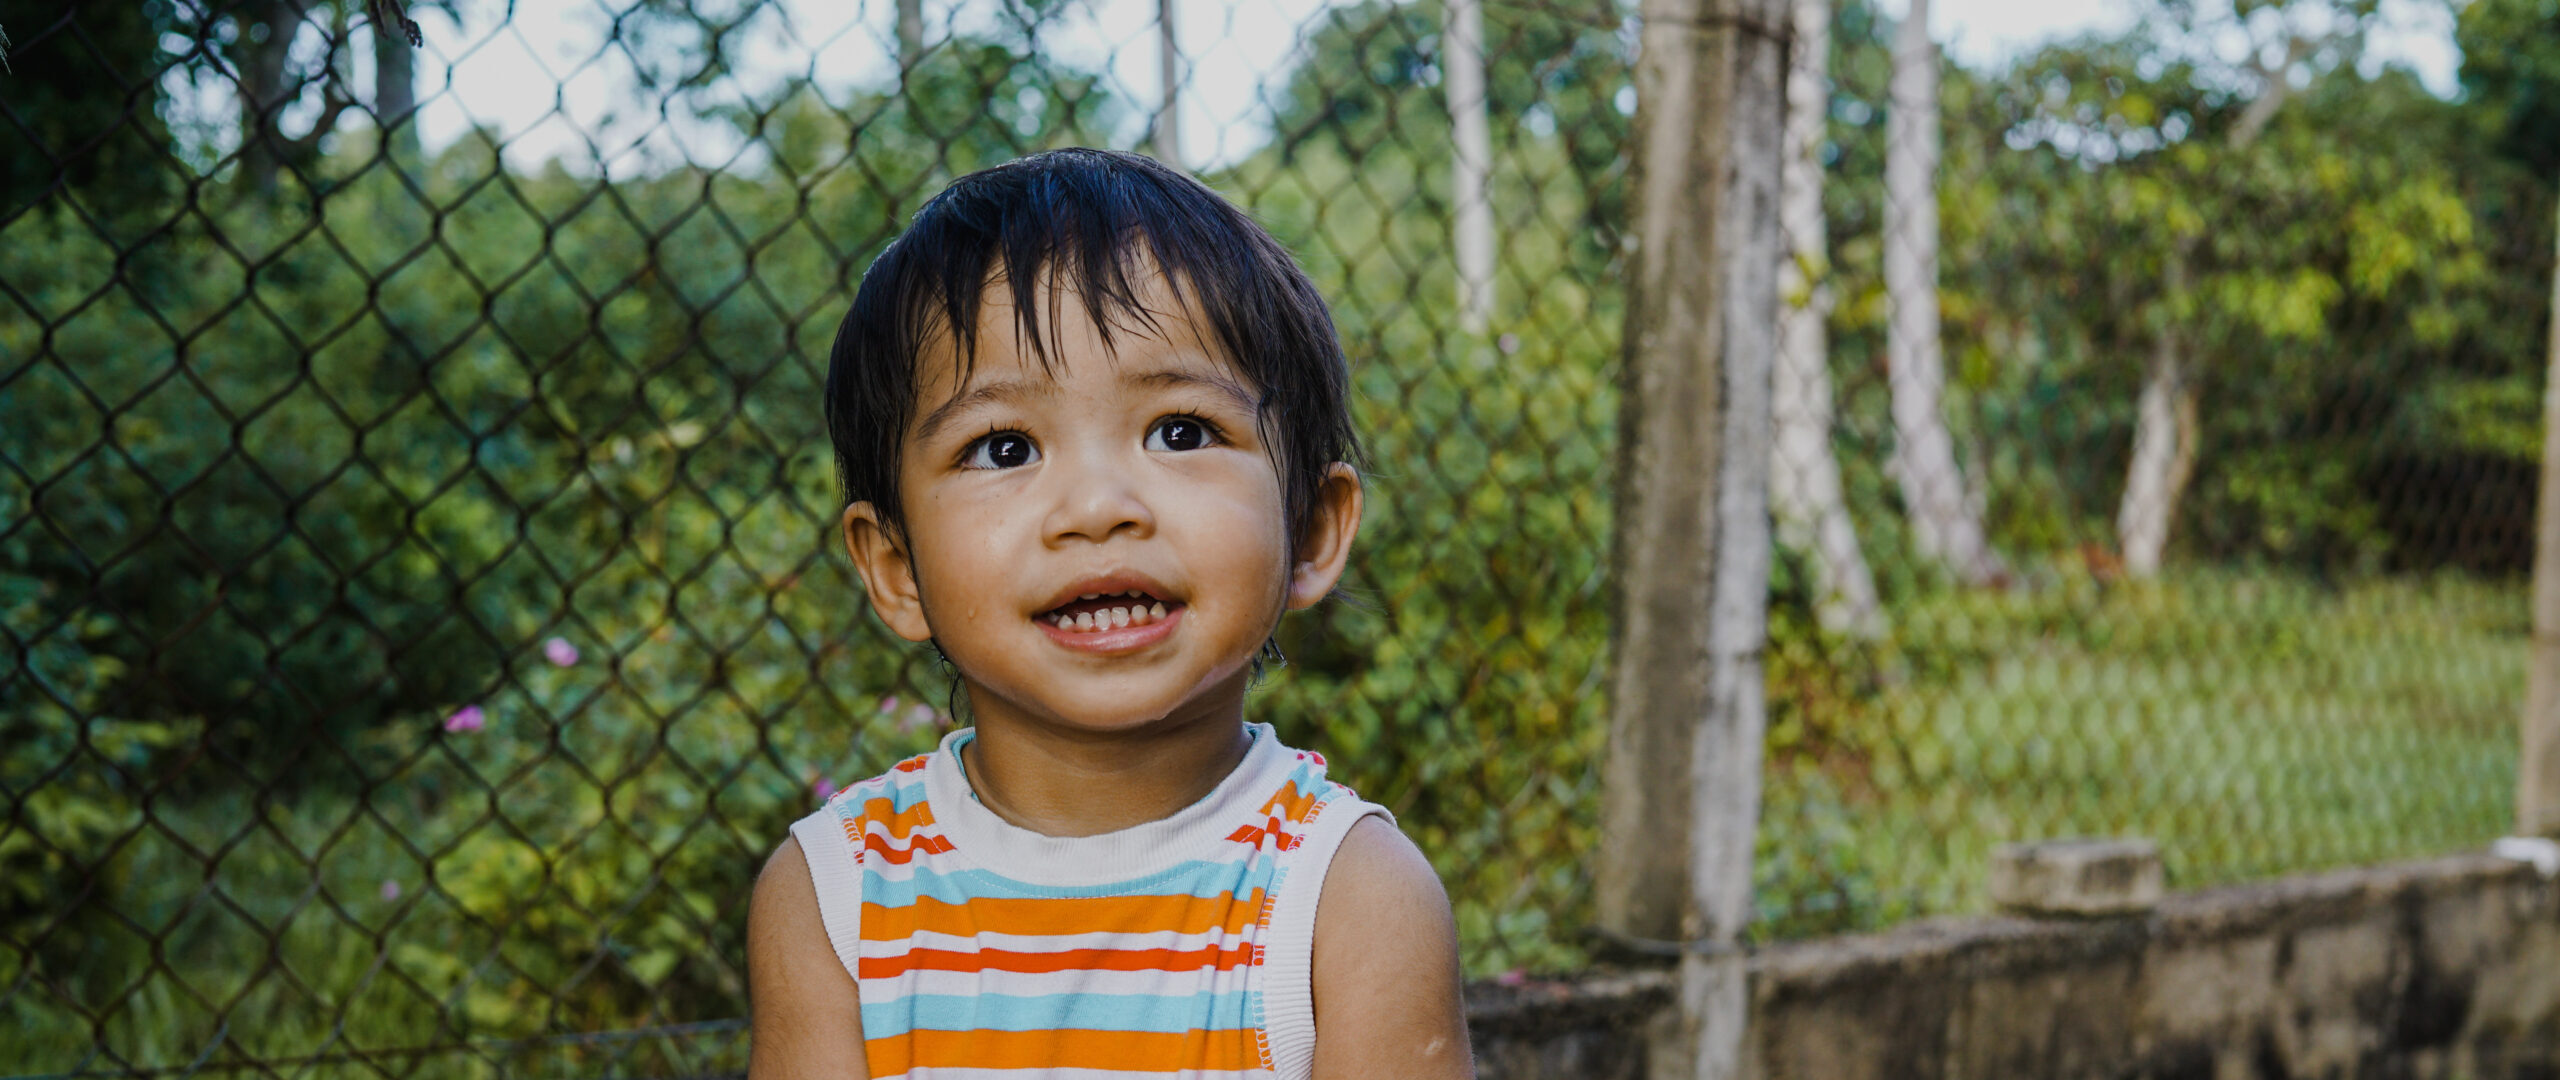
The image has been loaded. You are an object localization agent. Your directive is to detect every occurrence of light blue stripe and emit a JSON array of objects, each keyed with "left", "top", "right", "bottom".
[
  {"left": 835, "top": 774, "right": 932, "bottom": 815},
  {"left": 862, "top": 855, "right": 1279, "bottom": 905},
  {"left": 861, "top": 989, "right": 1260, "bottom": 1038}
]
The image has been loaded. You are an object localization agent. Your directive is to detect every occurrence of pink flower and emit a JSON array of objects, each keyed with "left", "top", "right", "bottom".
[
  {"left": 543, "top": 637, "right": 580, "bottom": 667},
  {"left": 898, "top": 703, "right": 937, "bottom": 734},
  {"left": 380, "top": 879, "right": 402, "bottom": 902},
  {"left": 1495, "top": 968, "right": 1528, "bottom": 987},
  {"left": 812, "top": 776, "right": 838, "bottom": 801},
  {"left": 877, "top": 696, "right": 900, "bottom": 714},
  {"left": 443, "top": 705, "right": 486, "bottom": 733}
]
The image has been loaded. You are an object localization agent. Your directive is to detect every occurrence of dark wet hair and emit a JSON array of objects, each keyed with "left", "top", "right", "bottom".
[{"left": 824, "top": 148, "right": 1358, "bottom": 553}]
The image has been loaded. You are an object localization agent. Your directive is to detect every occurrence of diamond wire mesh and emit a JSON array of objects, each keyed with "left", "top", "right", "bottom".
[
  {"left": 0, "top": 0, "right": 2547, "bottom": 1073},
  {"left": 1752, "top": 0, "right": 2543, "bottom": 940},
  {"left": 2, "top": 0, "right": 1633, "bottom": 1070}
]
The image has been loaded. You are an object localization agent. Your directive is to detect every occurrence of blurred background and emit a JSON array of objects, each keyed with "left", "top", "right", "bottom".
[{"left": 1, "top": 0, "right": 2554, "bottom": 1074}]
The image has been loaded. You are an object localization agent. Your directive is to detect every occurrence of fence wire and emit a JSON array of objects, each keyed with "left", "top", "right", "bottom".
[{"left": 1, "top": 0, "right": 2548, "bottom": 1074}]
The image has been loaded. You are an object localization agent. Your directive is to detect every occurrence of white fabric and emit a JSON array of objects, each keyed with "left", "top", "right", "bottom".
[
  {"left": 923, "top": 722, "right": 1298, "bottom": 886},
  {"left": 788, "top": 805, "right": 868, "bottom": 984},
  {"left": 1257, "top": 791, "right": 1392, "bottom": 1080}
]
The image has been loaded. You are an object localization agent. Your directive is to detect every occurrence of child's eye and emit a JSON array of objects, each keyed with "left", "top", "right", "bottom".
[
  {"left": 962, "top": 432, "right": 1039, "bottom": 470},
  {"left": 1145, "top": 416, "right": 1218, "bottom": 453}
]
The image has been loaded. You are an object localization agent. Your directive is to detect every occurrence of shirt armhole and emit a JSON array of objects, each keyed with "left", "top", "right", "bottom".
[
  {"left": 1259, "top": 796, "right": 1393, "bottom": 1080},
  {"left": 788, "top": 806, "right": 866, "bottom": 984}
]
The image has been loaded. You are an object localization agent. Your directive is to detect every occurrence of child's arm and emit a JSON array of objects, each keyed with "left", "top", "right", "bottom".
[
  {"left": 1309, "top": 817, "right": 1476, "bottom": 1079},
  {"left": 747, "top": 837, "right": 871, "bottom": 1080}
]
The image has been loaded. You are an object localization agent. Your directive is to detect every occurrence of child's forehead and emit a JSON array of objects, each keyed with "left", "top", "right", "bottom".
[{"left": 909, "top": 266, "right": 1251, "bottom": 408}]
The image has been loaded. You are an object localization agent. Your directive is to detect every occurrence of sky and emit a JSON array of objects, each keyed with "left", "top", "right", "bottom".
[{"left": 343, "top": 0, "right": 2463, "bottom": 177}]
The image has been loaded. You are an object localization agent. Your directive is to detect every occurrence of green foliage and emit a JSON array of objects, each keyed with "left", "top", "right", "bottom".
[
  {"left": 1821, "top": 0, "right": 2553, "bottom": 574},
  {"left": 1, "top": 0, "right": 2548, "bottom": 1066},
  {"left": 2459, "top": 0, "right": 2560, "bottom": 174},
  {"left": 0, "top": 3, "right": 174, "bottom": 220},
  {"left": 2, "top": 32, "right": 1116, "bottom": 1069}
]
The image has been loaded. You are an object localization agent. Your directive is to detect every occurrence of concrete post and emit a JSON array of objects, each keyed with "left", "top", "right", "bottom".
[
  {"left": 2525, "top": 188, "right": 2560, "bottom": 839},
  {"left": 1593, "top": 0, "right": 1787, "bottom": 1074}
]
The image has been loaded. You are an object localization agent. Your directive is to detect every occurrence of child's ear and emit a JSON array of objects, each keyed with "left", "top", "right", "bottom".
[
  {"left": 842, "top": 501, "right": 935, "bottom": 642},
  {"left": 1286, "top": 463, "right": 1364, "bottom": 611}
]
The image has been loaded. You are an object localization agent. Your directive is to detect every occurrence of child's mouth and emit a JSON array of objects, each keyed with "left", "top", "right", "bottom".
[{"left": 1040, "top": 590, "right": 1180, "bottom": 634}]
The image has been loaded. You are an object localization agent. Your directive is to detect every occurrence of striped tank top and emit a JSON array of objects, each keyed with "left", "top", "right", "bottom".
[{"left": 788, "top": 722, "right": 1389, "bottom": 1079}]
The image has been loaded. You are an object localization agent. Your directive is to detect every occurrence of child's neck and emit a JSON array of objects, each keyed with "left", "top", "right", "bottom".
[{"left": 955, "top": 686, "right": 1257, "bottom": 839}]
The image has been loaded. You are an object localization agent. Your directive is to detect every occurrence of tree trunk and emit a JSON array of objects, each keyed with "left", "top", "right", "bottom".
[
  {"left": 2113, "top": 73, "right": 2285, "bottom": 579},
  {"left": 897, "top": 0, "right": 924, "bottom": 75},
  {"left": 2523, "top": 184, "right": 2560, "bottom": 838},
  {"left": 235, "top": 0, "right": 308, "bottom": 196},
  {"left": 2115, "top": 308, "right": 2199, "bottom": 577},
  {"left": 1153, "top": 0, "right": 1181, "bottom": 164},
  {"left": 1773, "top": 0, "right": 1883, "bottom": 638},
  {"left": 1882, "top": 0, "right": 2000, "bottom": 585},
  {"left": 373, "top": 15, "right": 417, "bottom": 159},
  {"left": 1444, "top": 0, "right": 1496, "bottom": 335}
]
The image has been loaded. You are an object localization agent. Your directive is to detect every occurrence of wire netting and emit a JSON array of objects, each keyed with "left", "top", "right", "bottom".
[{"left": 1, "top": 0, "right": 2548, "bottom": 1073}]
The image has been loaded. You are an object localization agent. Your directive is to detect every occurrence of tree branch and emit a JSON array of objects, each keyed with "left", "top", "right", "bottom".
[
  {"left": 369, "top": 0, "right": 421, "bottom": 46},
  {"left": 2230, "top": 35, "right": 2318, "bottom": 148}
]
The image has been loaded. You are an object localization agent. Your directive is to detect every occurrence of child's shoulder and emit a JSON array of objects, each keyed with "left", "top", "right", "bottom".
[{"left": 804, "top": 749, "right": 937, "bottom": 838}]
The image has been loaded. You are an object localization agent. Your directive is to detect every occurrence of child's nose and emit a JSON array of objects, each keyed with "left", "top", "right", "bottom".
[{"left": 1041, "top": 452, "right": 1155, "bottom": 545}]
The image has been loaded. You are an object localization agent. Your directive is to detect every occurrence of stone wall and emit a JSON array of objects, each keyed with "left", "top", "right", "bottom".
[{"left": 1466, "top": 853, "right": 2560, "bottom": 1079}]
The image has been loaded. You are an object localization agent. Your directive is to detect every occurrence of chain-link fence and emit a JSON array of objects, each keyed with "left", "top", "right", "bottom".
[{"left": 2, "top": 0, "right": 2551, "bottom": 1074}]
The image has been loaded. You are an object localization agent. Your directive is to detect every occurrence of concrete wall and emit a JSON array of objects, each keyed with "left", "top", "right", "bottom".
[{"left": 1466, "top": 853, "right": 2560, "bottom": 1079}]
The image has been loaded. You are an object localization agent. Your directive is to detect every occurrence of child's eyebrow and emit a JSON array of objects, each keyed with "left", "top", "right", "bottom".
[
  {"left": 913, "top": 378, "right": 1053, "bottom": 442},
  {"left": 1127, "top": 369, "right": 1260, "bottom": 413}
]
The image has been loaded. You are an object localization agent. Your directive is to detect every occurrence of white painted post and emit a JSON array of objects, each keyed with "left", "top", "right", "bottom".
[
  {"left": 2524, "top": 188, "right": 2560, "bottom": 839},
  {"left": 1594, "top": 0, "right": 1787, "bottom": 1074},
  {"left": 1445, "top": 0, "right": 1497, "bottom": 334}
]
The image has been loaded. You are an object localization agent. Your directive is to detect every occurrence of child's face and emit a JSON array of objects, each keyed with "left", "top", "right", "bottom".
[{"left": 840, "top": 272, "right": 1361, "bottom": 735}]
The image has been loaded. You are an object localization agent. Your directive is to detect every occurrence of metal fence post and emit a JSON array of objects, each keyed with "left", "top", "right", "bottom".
[
  {"left": 2526, "top": 189, "right": 2560, "bottom": 839},
  {"left": 1594, "top": 0, "right": 1787, "bottom": 1074}
]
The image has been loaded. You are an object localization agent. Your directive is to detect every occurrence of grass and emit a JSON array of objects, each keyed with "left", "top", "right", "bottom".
[{"left": 1754, "top": 568, "right": 2529, "bottom": 939}]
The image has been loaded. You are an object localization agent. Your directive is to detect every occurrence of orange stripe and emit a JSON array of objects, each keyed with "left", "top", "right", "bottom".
[
  {"left": 866, "top": 1027, "right": 1264, "bottom": 1072},
  {"left": 1259, "top": 781, "right": 1319, "bottom": 826},
  {"left": 848, "top": 797, "right": 935, "bottom": 840},
  {"left": 892, "top": 756, "right": 931, "bottom": 773},
  {"left": 858, "top": 943, "right": 1258, "bottom": 979},
  {"left": 862, "top": 831, "right": 955, "bottom": 865},
  {"left": 860, "top": 890, "right": 1265, "bottom": 941}
]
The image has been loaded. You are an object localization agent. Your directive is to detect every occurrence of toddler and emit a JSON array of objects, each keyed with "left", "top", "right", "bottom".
[{"left": 746, "top": 148, "right": 1472, "bottom": 1079}]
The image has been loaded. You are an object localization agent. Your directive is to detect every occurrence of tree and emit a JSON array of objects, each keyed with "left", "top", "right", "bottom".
[
  {"left": 372, "top": 9, "right": 419, "bottom": 159},
  {"left": 1884, "top": 0, "right": 2002, "bottom": 584},
  {"left": 1774, "top": 0, "right": 1883, "bottom": 634},
  {"left": 1156, "top": 0, "right": 1182, "bottom": 162},
  {"left": 1948, "top": 16, "right": 2517, "bottom": 573},
  {"left": 1444, "top": 0, "right": 1496, "bottom": 334},
  {"left": 2111, "top": 0, "right": 2371, "bottom": 577},
  {"left": 900, "top": 0, "right": 926, "bottom": 76}
]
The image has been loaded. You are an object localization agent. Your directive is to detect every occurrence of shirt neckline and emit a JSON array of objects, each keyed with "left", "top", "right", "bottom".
[{"left": 922, "top": 721, "right": 1293, "bottom": 887}]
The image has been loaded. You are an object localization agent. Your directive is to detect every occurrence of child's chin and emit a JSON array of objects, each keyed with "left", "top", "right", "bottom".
[{"left": 1031, "top": 688, "right": 1213, "bottom": 733}]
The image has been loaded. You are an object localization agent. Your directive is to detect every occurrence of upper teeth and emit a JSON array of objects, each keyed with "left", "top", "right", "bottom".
[{"left": 1052, "top": 598, "right": 1172, "bottom": 632}]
